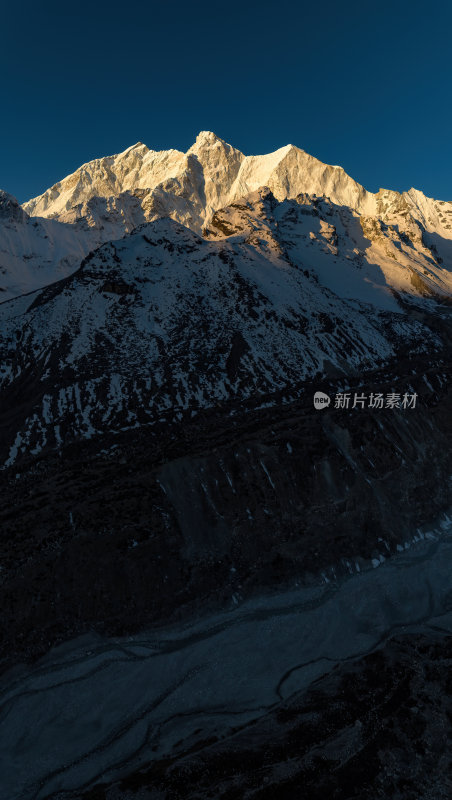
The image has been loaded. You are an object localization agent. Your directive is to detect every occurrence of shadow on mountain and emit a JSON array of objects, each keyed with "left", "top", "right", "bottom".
[{"left": 277, "top": 193, "right": 452, "bottom": 305}]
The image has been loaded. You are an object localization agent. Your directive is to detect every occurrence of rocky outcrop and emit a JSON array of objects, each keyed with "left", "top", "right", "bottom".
[{"left": 1, "top": 347, "right": 451, "bottom": 673}]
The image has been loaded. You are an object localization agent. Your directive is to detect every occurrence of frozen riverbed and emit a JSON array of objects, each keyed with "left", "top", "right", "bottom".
[{"left": 1, "top": 527, "right": 452, "bottom": 799}]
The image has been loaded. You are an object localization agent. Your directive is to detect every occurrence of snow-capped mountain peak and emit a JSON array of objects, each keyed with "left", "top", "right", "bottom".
[
  {"left": 23, "top": 133, "right": 379, "bottom": 233},
  {"left": 189, "top": 130, "right": 227, "bottom": 147},
  {"left": 1, "top": 132, "right": 450, "bottom": 303}
]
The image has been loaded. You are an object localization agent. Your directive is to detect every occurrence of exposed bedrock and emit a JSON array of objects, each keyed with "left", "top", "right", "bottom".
[{"left": 1, "top": 356, "right": 451, "bottom": 674}]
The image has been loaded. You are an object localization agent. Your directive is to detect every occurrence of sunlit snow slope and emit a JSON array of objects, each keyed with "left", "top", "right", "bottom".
[{"left": 6, "top": 131, "right": 450, "bottom": 302}]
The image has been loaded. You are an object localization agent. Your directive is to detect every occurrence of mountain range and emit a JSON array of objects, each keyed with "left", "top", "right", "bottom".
[
  {"left": 2, "top": 131, "right": 452, "bottom": 302},
  {"left": 1, "top": 132, "right": 452, "bottom": 799},
  {"left": 1, "top": 133, "right": 452, "bottom": 470}
]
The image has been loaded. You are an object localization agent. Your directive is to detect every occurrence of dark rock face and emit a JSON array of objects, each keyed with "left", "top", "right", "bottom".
[
  {"left": 72, "top": 633, "right": 452, "bottom": 800},
  {"left": 1, "top": 355, "right": 451, "bottom": 675}
]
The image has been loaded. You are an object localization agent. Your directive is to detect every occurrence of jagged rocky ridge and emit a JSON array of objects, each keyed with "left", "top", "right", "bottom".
[{"left": 1, "top": 131, "right": 452, "bottom": 300}]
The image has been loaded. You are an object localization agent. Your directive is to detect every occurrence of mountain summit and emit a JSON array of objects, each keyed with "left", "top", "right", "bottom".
[
  {"left": 0, "top": 132, "right": 448, "bottom": 302},
  {"left": 22, "top": 132, "right": 376, "bottom": 231}
]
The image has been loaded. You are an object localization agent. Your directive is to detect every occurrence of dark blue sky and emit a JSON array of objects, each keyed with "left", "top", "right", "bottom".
[{"left": 2, "top": 0, "right": 451, "bottom": 203}]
